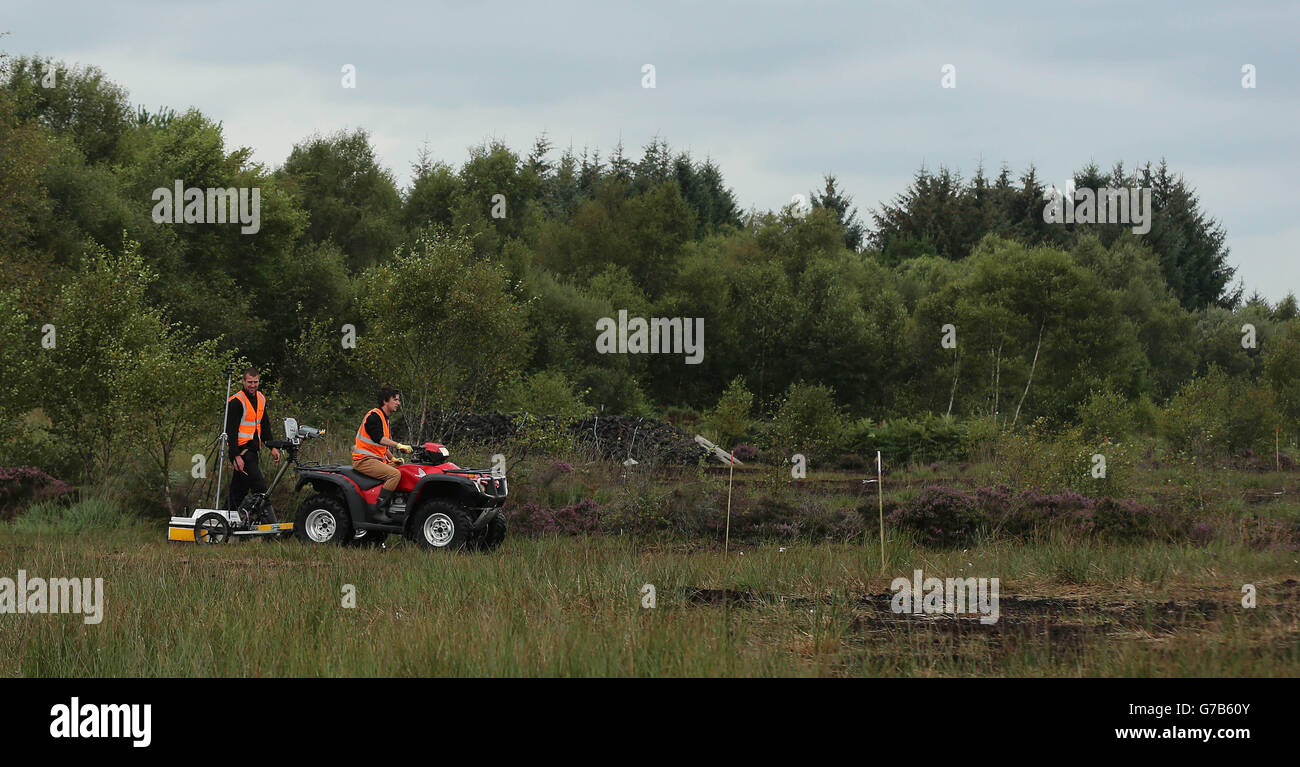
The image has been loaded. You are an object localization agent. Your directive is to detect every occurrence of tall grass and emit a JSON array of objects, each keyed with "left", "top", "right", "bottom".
[
  {"left": 0, "top": 528, "right": 1294, "bottom": 677},
  {"left": 11, "top": 496, "right": 141, "bottom": 536},
  {"left": 3, "top": 447, "right": 1296, "bottom": 677}
]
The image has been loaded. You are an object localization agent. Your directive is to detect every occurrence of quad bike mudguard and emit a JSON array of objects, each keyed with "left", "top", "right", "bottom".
[{"left": 294, "top": 472, "right": 378, "bottom": 530}]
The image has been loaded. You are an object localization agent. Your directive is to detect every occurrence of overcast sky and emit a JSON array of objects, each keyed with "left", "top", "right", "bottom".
[{"left": 5, "top": 0, "right": 1298, "bottom": 300}]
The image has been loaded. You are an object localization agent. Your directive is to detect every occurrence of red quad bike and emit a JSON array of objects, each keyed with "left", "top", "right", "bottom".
[{"left": 292, "top": 442, "right": 507, "bottom": 551}]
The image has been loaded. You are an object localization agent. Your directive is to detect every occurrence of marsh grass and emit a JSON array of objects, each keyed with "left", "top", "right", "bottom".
[{"left": 0, "top": 526, "right": 1293, "bottom": 677}]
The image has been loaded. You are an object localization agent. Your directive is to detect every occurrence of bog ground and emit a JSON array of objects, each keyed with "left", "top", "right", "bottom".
[{"left": 1, "top": 528, "right": 1295, "bottom": 677}]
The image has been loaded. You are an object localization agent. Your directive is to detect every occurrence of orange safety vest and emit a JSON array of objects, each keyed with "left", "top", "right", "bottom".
[
  {"left": 352, "top": 408, "right": 390, "bottom": 461},
  {"left": 229, "top": 391, "right": 265, "bottom": 446}
]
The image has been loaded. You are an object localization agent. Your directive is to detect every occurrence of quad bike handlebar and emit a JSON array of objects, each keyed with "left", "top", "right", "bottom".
[{"left": 409, "top": 444, "right": 448, "bottom": 464}]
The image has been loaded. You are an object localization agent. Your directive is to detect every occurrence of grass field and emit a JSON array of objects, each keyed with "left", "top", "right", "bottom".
[{"left": 2, "top": 518, "right": 1296, "bottom": 677}]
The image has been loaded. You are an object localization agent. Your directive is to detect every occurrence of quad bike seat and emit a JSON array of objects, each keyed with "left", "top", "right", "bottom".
[{"left": 325, "top": 467, "right": 385, "bottom": 491}]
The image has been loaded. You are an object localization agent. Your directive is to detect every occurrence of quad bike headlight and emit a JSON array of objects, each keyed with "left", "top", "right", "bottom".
[{"left": 473, "top": 476, "right": 504, "bottom": 495}]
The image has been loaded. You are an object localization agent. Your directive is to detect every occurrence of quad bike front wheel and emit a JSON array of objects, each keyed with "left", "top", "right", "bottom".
[
  {"left": 471, "top": 510, "right": 507, "bottom": 552},
  {"left": 194, "top": 512, "right": 230, "bottom": 545},
  {"left": 294, "top": 494, "right": 352, "bottom": 545},
  {"left": 408, "top": 500, "right": 471, "bottom": 551}
]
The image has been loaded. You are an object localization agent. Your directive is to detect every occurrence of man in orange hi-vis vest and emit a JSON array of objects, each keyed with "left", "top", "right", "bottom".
[
  {"left": 225, "top": 367, "right": 280, "bottom": 511},
  {"left": 352, "top": 384, "right": 412, "bottom": 522}
]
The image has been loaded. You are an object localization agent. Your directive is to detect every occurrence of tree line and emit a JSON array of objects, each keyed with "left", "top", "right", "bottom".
[{"left": 1, "top": 52, "right": 1293, "bottom": 495}]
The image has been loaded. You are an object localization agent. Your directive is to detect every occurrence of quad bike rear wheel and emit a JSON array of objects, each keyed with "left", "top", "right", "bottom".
[
  {"left": 408, "top": 500, "right": 471, "bottom": 551},
  {"left": 294, "top": 494, "right": 352, "bottom": 545}
]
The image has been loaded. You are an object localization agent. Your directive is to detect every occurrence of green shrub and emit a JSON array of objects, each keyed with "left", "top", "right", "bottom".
[
  {"left": 510, "top": 413, "right": 578, "bottom": 456},
  {"left": 992, "top": 419, "right": 1140, "bottom": 498},
  {"left": 702, "top": 376, "right": 755, "bottom": 449},
  {"left": 841, "top": 418, "right": 874, "bottom": 456},
  {"left": 1076, "top": 387, "right": 1135, "bottom": 441},
  {"left": 843, "top": 414, "right": 968, "bottom": 466},
  {"left": 496, "top": 370, "right": 592, "bottom": 419},
  {"left": 1160, "top": 368, "right": 1277, "bottom": 457},
  {"left": 963, "top": 415, "right": 1001, "bottom": 462},
  {"left": 0, "top": 290, "right": 37, "bottom": 466},
  {"left": 767, "top": 382, "right": 845, "bottom": 464}
]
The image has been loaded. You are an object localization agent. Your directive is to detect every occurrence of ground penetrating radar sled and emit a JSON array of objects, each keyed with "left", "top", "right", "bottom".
[{"left": 168, "top": 417, "right": 322, "bottom": 544}]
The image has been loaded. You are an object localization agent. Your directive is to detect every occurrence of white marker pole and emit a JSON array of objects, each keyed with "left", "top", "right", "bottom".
[
  {"left": 725, "top": 450, "right": 734, "bottom": 554},
  {"left": 213, "top": 367, "right": 234, "bottom": 509},
  {"left": 877, "top": 450, "right": 885, "bottom": 573}
]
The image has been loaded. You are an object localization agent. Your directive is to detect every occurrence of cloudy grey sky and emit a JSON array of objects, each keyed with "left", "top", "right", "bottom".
[{"left": 5, "top": 0, "right": 1298, "bottom": 299}]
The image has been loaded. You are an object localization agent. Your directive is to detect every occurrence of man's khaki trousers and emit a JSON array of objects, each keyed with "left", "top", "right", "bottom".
[{"left": 353, "top": 456, "right": 401, "bottom": 491}]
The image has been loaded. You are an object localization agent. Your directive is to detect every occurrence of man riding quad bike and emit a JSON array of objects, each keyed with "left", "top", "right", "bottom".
[
  {"left": 292, "top": 440, "right": 508, "bottom": 552},
  {"left": 350, "top": 385, "right": 410, "bottom": 524}
]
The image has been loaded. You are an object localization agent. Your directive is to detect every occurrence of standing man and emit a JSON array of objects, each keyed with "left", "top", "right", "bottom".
[
  {"left": 226, "top": 367, "right": 280, "bottom": 512},
  {"left": 352, "top": 384, "right": 411, "bottom": 523}
]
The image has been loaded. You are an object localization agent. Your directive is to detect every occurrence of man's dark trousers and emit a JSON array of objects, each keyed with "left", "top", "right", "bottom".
[{"left": 227, "top": 449, "right": 268, "bottom": 510}]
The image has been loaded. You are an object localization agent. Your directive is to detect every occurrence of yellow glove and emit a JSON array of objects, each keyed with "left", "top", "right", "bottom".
[{"left": 397, "top": 443, "right": 412, "bottom": 453}]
